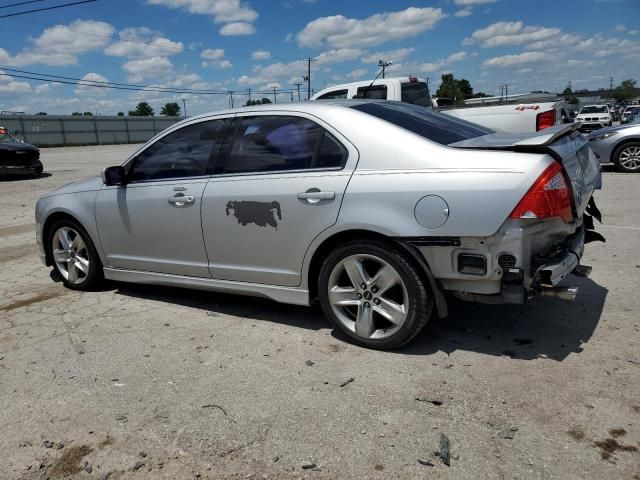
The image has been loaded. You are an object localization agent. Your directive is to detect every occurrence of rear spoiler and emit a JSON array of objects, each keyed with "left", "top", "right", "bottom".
[{"left": 450, "top": 123, "right": 581, "bottom": 150}]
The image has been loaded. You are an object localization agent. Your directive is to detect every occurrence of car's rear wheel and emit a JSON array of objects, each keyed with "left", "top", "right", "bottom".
[
  {"left": 318, "top": 239, "right": 433, "bottom": 349},
  {"left": 613, "top": 142, "right": 640, "bottom": 173},
  {"left": 48, "top": 219, "right": 102, "bottom": 290}
]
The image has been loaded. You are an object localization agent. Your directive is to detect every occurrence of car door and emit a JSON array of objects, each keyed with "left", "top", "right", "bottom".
[
  {"left": 95, "top": 117, "right": 231, "bottom": 277},
  {"left": 201, "top": 112, "right": 357, "bottom": 287}
]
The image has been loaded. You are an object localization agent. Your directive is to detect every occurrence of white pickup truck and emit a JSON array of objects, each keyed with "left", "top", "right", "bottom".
[{"left": 311, "top": 77, "right": 571, "bottom": 133}]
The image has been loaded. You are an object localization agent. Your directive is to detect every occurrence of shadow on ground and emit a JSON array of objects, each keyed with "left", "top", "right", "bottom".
[
  {"left": 113, "top": 274, "right": 607, "bottom": 362},
  {"left": 0, "top": 172, "right": 51, "bottom": 181}
]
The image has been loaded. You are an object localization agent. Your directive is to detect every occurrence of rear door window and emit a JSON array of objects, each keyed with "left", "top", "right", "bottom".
[
  {"left": 356, "top": 84, "right": 388, "bottom": 99},
  {"left": 223, "top": 116, "right": 347, "bottom": 174}
]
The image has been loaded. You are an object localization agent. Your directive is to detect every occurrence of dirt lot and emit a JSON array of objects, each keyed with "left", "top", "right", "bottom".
[{"left": 1, "top": 145, "right": 639, "bottom": 479}]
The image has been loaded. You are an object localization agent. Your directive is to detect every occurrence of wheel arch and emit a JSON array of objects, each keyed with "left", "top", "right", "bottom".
[
  {"left": 306, "top": 228, "right": 448, "bottom": 318},
  {"left": 42, "top": 211, "right": 98, "bottom": 266}
]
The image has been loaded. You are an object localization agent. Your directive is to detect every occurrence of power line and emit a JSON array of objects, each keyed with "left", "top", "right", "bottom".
[
  {"left": 0, "top": 0, "right": 96, "bottom": 19},
  {"left": 0, "top": 71, "right": 299, "bottom": 96},
  {"left": 0, "top": 0, "right": 49, "bottom": 10}
]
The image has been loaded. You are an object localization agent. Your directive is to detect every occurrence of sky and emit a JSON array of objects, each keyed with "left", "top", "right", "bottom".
[{"left": 0, "top": 0, "right": 638, "bottom": 115}]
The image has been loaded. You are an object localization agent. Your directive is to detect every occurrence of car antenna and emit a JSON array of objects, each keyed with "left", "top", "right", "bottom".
[{"left": 359, "top": 67, "right": 385, "bottom": 99}]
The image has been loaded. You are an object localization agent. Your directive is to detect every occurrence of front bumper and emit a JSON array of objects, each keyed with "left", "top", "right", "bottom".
[
  {"left": 0, "top": 160, "right": 43, "bottom": 176},
  {"left": 579, "top": 122, "right": 609, "bottom": 133}
]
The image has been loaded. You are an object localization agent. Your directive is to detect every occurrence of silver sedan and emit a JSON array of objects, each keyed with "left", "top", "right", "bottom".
[
  {"left": 35, "top": 101, "right": 601, "bottom": 349},
  {"left": 587, "top": 121, "right": 640, "bottom": 172}
]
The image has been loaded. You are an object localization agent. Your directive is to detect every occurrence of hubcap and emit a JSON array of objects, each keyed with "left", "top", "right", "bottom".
[
  {"left": 51, "top": 226, "right": 89, "bottom": 285},
  {"left": 619, "top": 146, "right": 640, "bottom": 170},
  {"left": 327, "top": 254, "right": 409, "bottom": 340}
]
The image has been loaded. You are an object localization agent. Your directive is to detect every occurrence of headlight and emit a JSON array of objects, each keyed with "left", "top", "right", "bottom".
[{"left": 589, "top": 131, "right": 618, "bottom": 142}]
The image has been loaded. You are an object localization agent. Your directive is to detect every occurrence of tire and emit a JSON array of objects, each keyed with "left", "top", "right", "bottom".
[
  {"left": 318, "top": 239, "right": 433, "bottom": 350},
  {"left": 47, "top": 219, "right": 103, "bottom": 290},
  {"left": 612, "top": 141, "right": 640, "bottom": 173}
]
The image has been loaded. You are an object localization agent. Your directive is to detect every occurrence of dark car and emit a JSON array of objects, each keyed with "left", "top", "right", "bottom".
[{"left": 0, "top": 127, "right": 42, "bottom": 177}]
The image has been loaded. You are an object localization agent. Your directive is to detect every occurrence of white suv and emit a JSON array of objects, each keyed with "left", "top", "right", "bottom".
[{"left": 575, "top": 105, "right": 612, "bottom": 132}]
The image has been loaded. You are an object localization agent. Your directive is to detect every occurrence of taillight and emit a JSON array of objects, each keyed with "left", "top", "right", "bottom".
[
  {"left": 536, "top": 109, "right": 556, "bottom": 131},
  {"left": 510, "top": 163, "right": 573, "bottom": 223}
]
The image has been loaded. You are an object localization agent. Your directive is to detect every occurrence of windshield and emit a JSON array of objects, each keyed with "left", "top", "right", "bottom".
[
  {"left": 0, "top": 128, "right": 20, "bottom": 144},
  {"left": 580, "top": 106, "right": 608, "bottom": 114},
  {"left": 401, "top": 81, "right": 430, "bottom": 107},
  {"left": 350, "top": 101, "right": 493, "bottom": 145}
]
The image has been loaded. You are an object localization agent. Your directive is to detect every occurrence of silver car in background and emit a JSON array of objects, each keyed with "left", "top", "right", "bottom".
[
  {"left": 35, "top": 101, "right": 602, "bottom": 349},
  {"left": 587, "top": 119, "right": 640, "bottom": 172}
]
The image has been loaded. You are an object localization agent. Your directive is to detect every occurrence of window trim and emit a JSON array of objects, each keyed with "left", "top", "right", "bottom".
[{"left": 217, "top": 114, "right": 350, "bottom": 177}]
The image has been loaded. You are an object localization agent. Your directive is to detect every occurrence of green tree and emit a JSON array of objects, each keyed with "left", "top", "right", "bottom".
[
  {"left": 71, "top": 112, "right": 82, "bottom": 116},
  {"left": 160, "top": 102, "right": 181, "bottom": 116},
  {"left": 128, "top": 102, "right": 155, "bottom": 116},
  {"left": 35, "top": 112, "right": 47, "bottom": 115},
  {"left": 117, "top": 112, "right": 125, "bottom": 116},
  {"left": 472, "top": 92, "right": 489, "bottom": 98},
  {"left": 244, "top": 97, "right": 273, "bottom": 106},
  {"left": 83, "top": 112, "right": 93, "bottom": 116},
  {"left": 612, "top": 79, "right": 637, "bottom": 102},
  {"left": 435, "top": 74, "right": 464, "bottom": 104},
  {"left": 457, "top": 79, "right": 474, "bottom": 99}
]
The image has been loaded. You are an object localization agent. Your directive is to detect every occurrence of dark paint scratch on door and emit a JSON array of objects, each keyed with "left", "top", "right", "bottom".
[{"left": 225, "top": 201, "right": 282, "bottom": 228}]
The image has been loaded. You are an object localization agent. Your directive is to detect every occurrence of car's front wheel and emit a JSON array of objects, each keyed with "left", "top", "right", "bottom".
[
  {"left": 48, "top": 219, "right": 102, "bottom": 290},
  {"left": 613, "top": 142, "right": 640, "bottom": 173},
  {"left": 318, "top": 239, "right": 433, "bottom": 349}
]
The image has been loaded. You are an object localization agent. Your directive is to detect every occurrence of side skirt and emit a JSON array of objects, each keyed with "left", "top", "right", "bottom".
[{"left": 103, "top": 267, "right": 311, "bottom": 306}]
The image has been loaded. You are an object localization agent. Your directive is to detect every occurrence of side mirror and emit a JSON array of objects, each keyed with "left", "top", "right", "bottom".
[{"left": 101, "top": 166, "right": 127, "bottom": 186}]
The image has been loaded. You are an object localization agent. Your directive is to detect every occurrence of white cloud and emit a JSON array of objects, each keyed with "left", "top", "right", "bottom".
[
  {"left": 75, "top": 73, "right": 109, "bottom": 96},
  {"left": 346, "top": 68, "right": 368, "bottom": 80},
  {"left": 483, "top": 51, "right": 547, "bottom": 67},
  {"left": 614, "top": 24, "right": 626, "bottom": 32},
  {"left": 3, "top": 20, "right": 115, "bottom": 66},
  {"left": 201, "top": 48, "right": 225, "bottom": 60},
  {"left": 464, "top": 21, "right": 560, "bottom": 48},
  {"left": 251, "top": 49, "right": 271, "bottom": 60},
  {"left": 315, "top": 48, "right": 364, "bottom": 65},
  {"left": 146, "top": 0, "right": 257, "bottom": 22},
  {"left": 220, "top": 22, "right": 255, "bottom": 35},
  {"left": 360, "top": 47, "right": 414, "bottom": 64},
  {"left": 629, "top": 30, "right": 639, "bottom": 35},
  {"left": 455, "top": 8, "right": 472, "bottom": 17},
  {"left": 297, "top": 7, "right": 445, "bottom": 48},
  {"left": 123, "top": 56, "right": 173, "bottom": 82},
  {"left": 0, "top": 71, "right": 31, "bottom": 95},
  {"left": 201, "top": 48, "right": 233, "bottom": 68},
  {"left": 420, "top": 51, "right": 467, "bottom": 73},
  {"left": 35, "top": 83, "right": 51, "bottom": 94},
  {"left": 104, "top": 27, "right": 183, "bottom": 58}
]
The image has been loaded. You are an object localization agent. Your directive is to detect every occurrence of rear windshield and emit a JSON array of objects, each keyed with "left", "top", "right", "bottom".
[
  {"left": 350, "top": 102, "right": 493, "bottom": 145},
  {"left": 401, "top": 81, "right": 430, "bottom": 107}
]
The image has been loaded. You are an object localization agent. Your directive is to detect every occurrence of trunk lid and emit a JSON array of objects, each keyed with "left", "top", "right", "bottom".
[{"left": 450, "top": 124, "right": 601, "bottom": 219}]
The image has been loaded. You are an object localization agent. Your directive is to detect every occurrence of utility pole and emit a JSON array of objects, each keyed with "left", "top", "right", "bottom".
[
  {"left": 229, "top": 91, "right": 234, "bottom": 108},
  {"left": 290, "top": 91, "right": 294, "bottom": 102},
  {"left": 303, "top": 57, "right": 316, "bottom": 100},
  {"left": 505, "top": 83, "right": 508, "bottom": 99},
  {"left": 181, "top": 98, "right": 187, "bottom": 118},
  {"left": 610, "top": 76, "right": 614, "bottom": 91},
  {"left": 272, "top": 86, "right": 277, "bottom": 104},
  {"left": 247, "top": 88, "right": 252, "bottom": 105},
  {"left": 378, "top": 60, "right": 392, "bottom": 79},
  {"left": 295, "top": 83, "right": 302, "bottom": 102}
]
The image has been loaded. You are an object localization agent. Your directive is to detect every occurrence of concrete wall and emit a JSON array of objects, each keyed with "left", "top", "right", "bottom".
[{"left": 0, "top": 115, "right": 181, "bottom": 147}]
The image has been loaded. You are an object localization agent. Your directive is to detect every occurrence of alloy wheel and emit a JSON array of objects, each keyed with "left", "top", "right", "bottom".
[
  {"left": 619, "top": 146, "right": 640, "bottom": 171},
  {"left": 51, "top": 226, "right": 90, "bottom": 285},
  {"left": 327, "top": 254, "right": 409, "bottom": 340}
]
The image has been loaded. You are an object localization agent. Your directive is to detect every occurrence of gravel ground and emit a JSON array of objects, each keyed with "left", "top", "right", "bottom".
[{"left": 0, "top": 144, "right": 638, "bottom": 479}]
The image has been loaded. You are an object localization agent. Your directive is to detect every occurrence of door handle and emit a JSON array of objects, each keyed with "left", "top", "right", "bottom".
[
  {"left": 168, "top": 194, "right": 195, "bottom": 207},
  {"left": 297, "top": 190, "right": 335, "bottom": 203}
]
